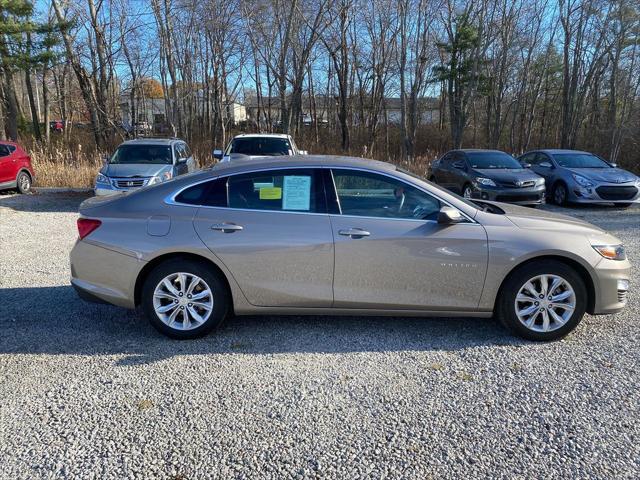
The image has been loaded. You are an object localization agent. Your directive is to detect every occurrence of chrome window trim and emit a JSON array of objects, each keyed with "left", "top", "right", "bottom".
[{"left": 164, "top": 164, "right": 479, "bottom": 224}]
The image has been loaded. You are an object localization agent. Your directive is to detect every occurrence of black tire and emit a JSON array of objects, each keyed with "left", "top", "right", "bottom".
[
  {"left": 462, "top": 183, "right": 473, "bottom": 199},
  {"left": 496, "top": 260, "right": 587, "bottom": 341},
  {"left": 551, "top": 182, "right": 568, "bottom": 206},
  {"left": 16, "top": 171, "right": 32, "bottom": 194},
  {"left": 142, "top": 258, "right": 229, "bottom": 339}
]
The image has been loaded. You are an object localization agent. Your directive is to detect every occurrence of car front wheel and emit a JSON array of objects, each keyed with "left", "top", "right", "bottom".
[
  {"left": 552, "top": 182, "right": 567, "bottom": 205},
  {"left": 497, "top": 260, "right": 587, "bottom": 341},
  {"left": 142, "top": 259, "right": 229, "bottom": 339}
]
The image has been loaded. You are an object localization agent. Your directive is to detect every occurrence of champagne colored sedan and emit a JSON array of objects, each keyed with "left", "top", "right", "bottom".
[{"left": 70, "top": 156, "right": 630, "bottom": 341}]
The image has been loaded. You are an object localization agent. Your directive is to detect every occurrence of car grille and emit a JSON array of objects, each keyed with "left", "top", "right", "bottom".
[
  {"left": 595, "top": 185, "right": 638, "bottom": 200},
  {"left": 113, "top": 178, "right": 148, "bottom": 189},
  {"left": 498, "top": 180, "right": 536, "bottom": 188},
  {"left": 495, "top": 194, "right": 541, "bottom": 203}
]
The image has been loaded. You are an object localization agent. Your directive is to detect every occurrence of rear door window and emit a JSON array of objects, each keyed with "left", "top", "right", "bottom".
[{"left": 227, "top": 169, "right": 324, "bottom": 212}]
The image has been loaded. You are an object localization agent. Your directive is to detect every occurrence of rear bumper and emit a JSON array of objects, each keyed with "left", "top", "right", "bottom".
[
  {"left": 472, "top": 185, "right": 546, "bottom": 205},
  {"left": 70, "top": 239, "right": 142, "bottom": 308}
]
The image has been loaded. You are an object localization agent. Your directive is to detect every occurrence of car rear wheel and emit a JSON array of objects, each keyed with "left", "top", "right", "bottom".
[
  {"left": 552, "top": 182, "right": 567, "bottom": 205},
  {"left": 142, "top": 259, "right": 229, "bottom": 339},
  {"left": 16, "top": 171, "right": 32, "bottom": 194},
  {"left": 497, "top": 260, "right": 587, "bottom": 341}
]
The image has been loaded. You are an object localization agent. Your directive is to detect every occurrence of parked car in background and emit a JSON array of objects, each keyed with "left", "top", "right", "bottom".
[
  {"left": 430, "top": 149, "right": 546, "bottom": 206},
  {"left": 213, "top": 133, "right": 307, "bottom": 162},
  {"left": 71, "top": 155, "right": 630, "bottom": 342},
  {"left": 49, "top": 120, "right": 65, "bottom": 133},
  {"left": 0, "top": 141, "right": 34, "bottom": 194},
  {"left": 518, "top": 149, "right": 640, "bottom": 207},
  {"left": 95, "top": 138, "right": 197, "bottom": 196}
]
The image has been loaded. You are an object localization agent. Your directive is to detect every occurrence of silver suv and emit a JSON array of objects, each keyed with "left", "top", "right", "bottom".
[{"left": 95, "top": 138, "right": 197, "bottom": 196}]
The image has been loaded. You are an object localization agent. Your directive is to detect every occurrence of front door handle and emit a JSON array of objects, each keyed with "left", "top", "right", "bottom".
[
  {"left": 338, "top": 228, "right": 370, "bottom": 238},
  {"left": 211, "top": 223, "right": 243, "bottom": 233}
]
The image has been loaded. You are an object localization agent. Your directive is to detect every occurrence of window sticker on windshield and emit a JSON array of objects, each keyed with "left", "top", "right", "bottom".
[
  {"left": 259, "top": 186, "right": 282, "bottom": 200},
  {"left": 283, "top": 176, "right": 311, "bottom": 210}
]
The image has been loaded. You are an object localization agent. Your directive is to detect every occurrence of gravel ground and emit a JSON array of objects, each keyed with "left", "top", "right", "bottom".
[{"left": 1, "top": 191, "right": 639, "bottom": 479}]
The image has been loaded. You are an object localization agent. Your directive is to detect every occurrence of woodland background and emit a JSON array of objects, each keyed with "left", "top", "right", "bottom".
[{"left": 1, "top": 0, "right": 639, "bottom": 186}]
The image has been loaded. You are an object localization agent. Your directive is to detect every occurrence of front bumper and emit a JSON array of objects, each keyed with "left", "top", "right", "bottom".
[
  {"left": 591, "top": 257, "right": 631, "bottom": 314},
  {"left": 568, "top": 181, "right": 640, "bottom": 204},
  {"left": 94, "top": 176, "right": 152, "bottom": 196},
  {"left": 471, "top": 184, "right": 546, "bottom": 205}
]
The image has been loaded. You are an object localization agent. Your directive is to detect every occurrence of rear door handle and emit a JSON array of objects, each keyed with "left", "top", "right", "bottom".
[
  {"left": 338, "top": 228, "right": 370, "bottom": 238},
  {"left": 211, "top": 223, "right": 243, "bottom": 233}
]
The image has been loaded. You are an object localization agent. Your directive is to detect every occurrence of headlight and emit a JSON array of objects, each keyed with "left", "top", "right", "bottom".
[
  {"left": 96, "top": 173, "right": 109, "bottom": 184},
  {"left": 572, "top": 173, "right": 594, "bottom": 188},
  {"left": 535, "top": 177, "right": 545, "bottom": 186},
  {"left": 475, "top": 177, "right": 496, "bottom": 187},
  {"left": 592, "top": 244, "right": 626, "bottom": 260},
  {"left": 148, "top": 172, "right": 173, "bottom": 185}
]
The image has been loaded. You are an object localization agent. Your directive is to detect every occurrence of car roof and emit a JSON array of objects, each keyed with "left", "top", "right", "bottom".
[
  {"left": 232, "top": 133, "right": 290, "bottom": 139},
  {"left": 209, "top": 155, "right": 395, "bottom": 176},
  {"left": 454, "top": 149, "right": 508, "bottom": 154},
  {"left": 536, "top": 149, "right": 591, "bottom": 155},
  {"left": 120, "top": 138, "right": 184, "bottom": 146}
]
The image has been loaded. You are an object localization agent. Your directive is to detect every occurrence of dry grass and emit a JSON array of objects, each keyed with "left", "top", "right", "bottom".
[{"left": 30, "top": 144, "right": 105, "bottom": 188}]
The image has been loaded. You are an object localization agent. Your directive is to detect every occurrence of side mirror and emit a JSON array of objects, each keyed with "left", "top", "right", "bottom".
[
  {"left": 437, "top": 206, "right": 464, "bottom": 225},
  {"left": 521, "top": 162, "right": 532, "bottom": 169},
  {"left": 608, "top": 162, "right": 617, "bottom": 168},
  {"left": 539, "top": 162, "right": 553, "bottom": 168},
  {"left": 213, "top": 149, "right": 223, "bottom": 160},
  {"left": 102, "top": 154, "right": 110, "bottom": 165},
  {"left": 453, "top": 160, "right": 465, "bottom": 170},
  {"left": 299, "top": 150, "right": 308, "bottom": 155}
]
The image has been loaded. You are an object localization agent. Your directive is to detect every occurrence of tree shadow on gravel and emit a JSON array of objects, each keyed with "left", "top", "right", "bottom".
[
  {"left": 0, "top": 191, "right": 91, "bottom": 213},
  {"left": 0, "top": 286, "right": 528, "bottom": 365}
]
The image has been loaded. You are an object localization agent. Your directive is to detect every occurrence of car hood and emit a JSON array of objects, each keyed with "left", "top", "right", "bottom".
[
  {"left": 495, "top": 203, "right": 604, "bottom": 234},
  {"left": 568, "top": 167, "right": 638, "bottom": 183},
  {"left": 103, "top": 163, "right": 171, "bottom": 178},
  {"left": 473, "top": 168, "right": 541, "bottom": 183}
]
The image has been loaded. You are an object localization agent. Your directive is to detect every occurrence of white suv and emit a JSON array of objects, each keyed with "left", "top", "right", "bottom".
[{"left": 213, "top": 134, "right": 307, "bottom": 162}]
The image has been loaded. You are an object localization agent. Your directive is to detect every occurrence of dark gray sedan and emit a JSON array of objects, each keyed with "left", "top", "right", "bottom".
[
  {"left": 430, "top": 149, "right": 545, "bottom": 206},
  {"left": 518, "top": 149, "right": 640, "bottom": 207}
]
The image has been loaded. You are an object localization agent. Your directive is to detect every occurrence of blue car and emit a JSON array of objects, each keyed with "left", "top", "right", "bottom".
[{"left": 518, "top": 149, "right": 640, "bottom": 207}]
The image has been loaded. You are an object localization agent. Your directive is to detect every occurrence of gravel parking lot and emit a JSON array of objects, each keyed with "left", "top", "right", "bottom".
[{"left": 1, "top": 191, "right": 639, "bottom": 479}]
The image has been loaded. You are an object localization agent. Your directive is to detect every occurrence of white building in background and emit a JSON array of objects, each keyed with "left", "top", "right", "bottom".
[{"left": 119, "top": 92, "right": 247, "bottom": 134}]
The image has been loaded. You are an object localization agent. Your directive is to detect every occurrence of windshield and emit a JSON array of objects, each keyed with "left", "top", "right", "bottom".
[
  {"left": 554, "top": 153, "right": 610, "bottom": 168},
  {"left": 467, "top": 152, "right": 522, "bottom": 169},
  {"left": 109, "top": 145, "right": 172, "bottom": 165},
  {"left": 229, "top": 137, "right": 292, "bottom": 156}
]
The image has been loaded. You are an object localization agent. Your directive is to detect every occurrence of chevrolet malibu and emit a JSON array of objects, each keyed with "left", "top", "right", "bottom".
[{"left": 71, "top": 156, "right": 630, "bottom": 341}]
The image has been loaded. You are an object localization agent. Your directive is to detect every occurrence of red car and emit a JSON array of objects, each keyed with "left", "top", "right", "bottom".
[{"left": 0, "top": 141, "right": 34, "bottom": 194}]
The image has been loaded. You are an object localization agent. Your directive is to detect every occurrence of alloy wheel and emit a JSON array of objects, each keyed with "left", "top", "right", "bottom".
[
  {"left": 152, "top": 272, "right": 214, "bottom": 331},
  {"left": 554, "top": 184, "right": 566, "bottom": 205},
  {"left": 18, "top": 174, "right": 31, "bottom": 193},
  {"left": 514, "top": 274, "right": 576, "bottom": 333},
  {"left": 463, "top": 186, "right": 473, "bottom": 199}
]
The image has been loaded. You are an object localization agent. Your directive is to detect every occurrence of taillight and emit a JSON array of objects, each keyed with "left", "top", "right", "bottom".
[{"left": 77, "top": 218, "right": 102, "bottom": 239}]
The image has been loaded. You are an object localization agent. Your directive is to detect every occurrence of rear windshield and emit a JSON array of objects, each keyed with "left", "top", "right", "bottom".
[
  {"left": 468, "top": 152, "right": 522, "bottom": 169},
  {"left": 554, "top": 153, "right": 610, "bottom": 168},
  {"left": 228, "top": 137, "right": 292, "bottom": 156},
  {"left": 109, "top": 145, "right": 172, "bottom": 165}
]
